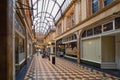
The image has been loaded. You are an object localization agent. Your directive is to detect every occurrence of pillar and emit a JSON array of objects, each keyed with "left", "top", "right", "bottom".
[
  {"left": 75, "top": 0, "right": 81, "bottom": 24},
  {"left": 55, "top": 40, "right": 57, "bottom": 56},
  {"left": 50, "top": 45, "right": 53, "bottom": 54},
  {"left": 76, "top": 31, "right": 81, "bottom": 64},
  {"left": 0, "top": 0, "right": 15, "bottom": 80}
]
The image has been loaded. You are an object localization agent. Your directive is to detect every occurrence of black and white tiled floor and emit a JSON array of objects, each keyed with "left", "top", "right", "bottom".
[{"left": 24, "top": 54, "right": 120, "bottom": 80}]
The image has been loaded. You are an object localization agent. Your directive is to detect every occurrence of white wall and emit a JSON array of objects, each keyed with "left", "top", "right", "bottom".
[{"left": 82, "top": 38, "right": 101, "bottom": 63}]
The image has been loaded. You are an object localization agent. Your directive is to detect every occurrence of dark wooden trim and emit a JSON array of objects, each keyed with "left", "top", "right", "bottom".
[
  {"left": 65, "top": 54, "right": 77, "bottom": 58},
  {"left": 81, "top": 59, "right": 101, "bottom": 68},
  {"left": 64, "top": 56, "right": 77, "bottom": 62}
]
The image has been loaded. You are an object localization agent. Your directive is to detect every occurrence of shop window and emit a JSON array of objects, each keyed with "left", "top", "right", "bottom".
[
  {"left": 72, "top": 35, "right": 74, "bottom": 40},
  {"left": 94, "top": 25, "right": 102, "bottom": 35},
  {"left": 115, "top": 17, "right": 120, "bottom": 29},
  {"left": 53, "top": 47, "right": 55, "bottom": 53},
  {"left": 92, "top": 0, "right": 99, "bottom": 13},
  {"left": 15, "top": 19, "right": 25, "bottom": 35},
  {"left": 65, "top": 42, "right": 77, "bottom": 57},
  {"left": 65, "top": 38, "right": 67, "bottom": 42},
  {"left": 63, "top": 39, "right": 65, "bottom": 42},
  {"left": 69, "top": 37, "right": 71, "bottom": 41},
  {"left": 82, "top": 31, "right": 87, "bottom": 38},
  {"left": 38, "top": 40, "right": 43, "bottom": 44},
  {"left": 87, "top": 28, "right": 93, "bottom": 36},
  {"left": 104, "top": 0, "right": 113, "bottom": 6},
  {"left": 103, "top": 22, "right": 113, "bottom": 32},
  {"left": 74, "top": 34, "right": 77, "bottom": 39},
  {"left": 19, "top": 38, "right": 24, "bottom": 53},
  {"left": 70, "top": 36, "right": 72, "bottom": 40},
  {"left": 15, "top": 35, "right": 19, "bottom": 64}
]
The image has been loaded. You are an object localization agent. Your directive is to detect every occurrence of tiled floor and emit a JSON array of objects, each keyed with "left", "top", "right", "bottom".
[{"left": 24, "top": 54, "right": 119, "bottom": 80}]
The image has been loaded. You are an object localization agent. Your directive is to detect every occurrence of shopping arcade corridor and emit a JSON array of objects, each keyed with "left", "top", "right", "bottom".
[{"left": 21, "top": 53, "right": 119, "bottom": 80}]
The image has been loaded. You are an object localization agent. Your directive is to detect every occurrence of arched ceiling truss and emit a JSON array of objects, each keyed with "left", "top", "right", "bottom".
[{"left": 31, "top": 0, "right": 72, "bottom": 36}]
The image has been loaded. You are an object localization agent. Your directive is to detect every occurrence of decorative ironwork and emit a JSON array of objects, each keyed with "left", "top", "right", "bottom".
[{"left": 31, "top": 0, "right": 72, "bottom": 36}]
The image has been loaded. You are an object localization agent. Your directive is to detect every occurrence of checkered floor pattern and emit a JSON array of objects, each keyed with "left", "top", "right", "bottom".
[{"left": 24, "top": 54, "right": 119, "bottom": 80}]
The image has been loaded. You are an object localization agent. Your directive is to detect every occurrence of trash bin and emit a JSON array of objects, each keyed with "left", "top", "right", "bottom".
[{"left": 52, "top": 56, "right": 55, "bottom": 64}]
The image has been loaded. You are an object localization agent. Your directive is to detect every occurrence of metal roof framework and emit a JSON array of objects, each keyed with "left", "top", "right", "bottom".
[{"left": 31, "top": 0, "right": 72, "bottom": 36}]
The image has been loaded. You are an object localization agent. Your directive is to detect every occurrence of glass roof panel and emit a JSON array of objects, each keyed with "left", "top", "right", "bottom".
[{"left": 32, "top": 0, "right": 72, "bottom": 36}]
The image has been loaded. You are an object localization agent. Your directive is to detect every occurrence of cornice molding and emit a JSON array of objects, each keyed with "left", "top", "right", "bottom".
[{"left": 55, "top": 0, "right": 120, "bottom": 40}]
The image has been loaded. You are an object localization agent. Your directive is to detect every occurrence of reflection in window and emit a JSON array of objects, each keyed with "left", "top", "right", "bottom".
[
  {"left": 104, "top": 0, "right": 113, "bottom": 6},
  {"left": 74, "top": 35, "right": 77, "bottom": 39},
  {"left": 92, "top": 0, "right": 99, "bottom": 13},
  {"left": 15, "top": 35, "right": 19, "bottom": 64},
  {"left": 87, "top": 28, "right": 93, "bottom": 36},
  {"left": 94, "top": 25, "right": 102, "bottom": 35},
  {"left": 115, "top": 17, "right": 120, "bottom": 29},
  {"left": 19, "top": 38, "right": 24, "bottom": 53},
  {"left": 103, "top": 22, "right": 113, "bottom": 32},
  {"left": 15, "top": 19, "right": 24, "bottom": 35},
  {"left": 82, "top": 31, "right": 87, "bottom": 38}
]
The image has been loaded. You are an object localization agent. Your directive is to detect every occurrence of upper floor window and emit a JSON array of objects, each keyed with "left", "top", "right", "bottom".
[
  {"left": 92, "top": 0, "right": 99, "bottom": 13},
  {"left": 104, "top": 0, "right": 113, "bottom": 6},
  {"left": 66, "top": 12, "right": 75, "bottom": 30},
  {"left": 71, "top": 13, "right": 75, "bottom": 27}
]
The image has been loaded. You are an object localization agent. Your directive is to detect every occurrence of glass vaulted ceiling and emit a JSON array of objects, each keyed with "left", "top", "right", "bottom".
[{"left": 32, "top": 0, "right": 72, "bottom": 36}]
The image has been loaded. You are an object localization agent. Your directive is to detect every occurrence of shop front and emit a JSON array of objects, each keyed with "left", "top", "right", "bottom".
[
  {"left": 81, "top": 17, "right": 120, "bottom": 69},
  {"left": 15, "top": 18, "right": 26, "bottom": 72},
  {"left": 27, "top": 35, "right": 33, "bottom": 59},
  {"left": 62, "top": 34, "right": 77, "bottom": 60},
  {"left": 56, "top": 39, "right": 65, "bottom": 57}
]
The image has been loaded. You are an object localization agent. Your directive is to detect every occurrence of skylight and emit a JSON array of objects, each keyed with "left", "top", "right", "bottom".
[{"left": 31, "top": 0, "right": 72, "bottom": 36}]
